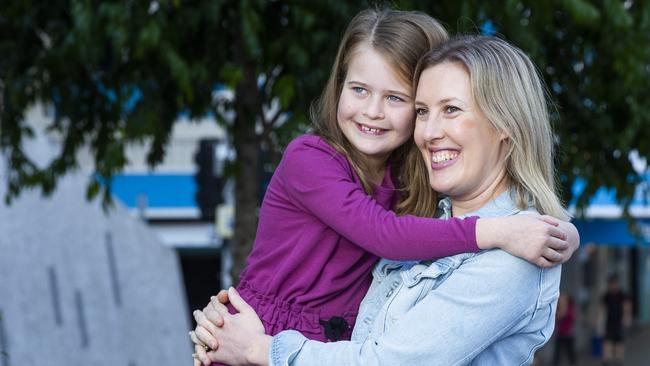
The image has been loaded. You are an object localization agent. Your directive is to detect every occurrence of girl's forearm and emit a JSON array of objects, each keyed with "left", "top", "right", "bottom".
[{"left": 475, "top": 217, "right": 502, "bottom": 250}]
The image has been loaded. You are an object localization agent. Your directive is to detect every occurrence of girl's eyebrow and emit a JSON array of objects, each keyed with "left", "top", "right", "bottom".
[
  {"left": 346, "top": 80, "right": 369, "bottom": 87},
  {"left": 347, "top": 80, "right": 412, "bottom": 100}
]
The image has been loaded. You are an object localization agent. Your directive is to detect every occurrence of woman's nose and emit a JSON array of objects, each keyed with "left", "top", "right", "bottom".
[{"left": 419, "top": 116, "right": 444, "bottom": 141}]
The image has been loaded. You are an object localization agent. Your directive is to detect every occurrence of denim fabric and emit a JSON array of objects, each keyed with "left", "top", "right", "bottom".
[{"left": 270, "top": 191, "right": 561, "bottom": 366}]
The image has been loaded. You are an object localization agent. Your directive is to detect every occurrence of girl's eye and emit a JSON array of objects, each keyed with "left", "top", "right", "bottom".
[
  {"left": 352, "top": 87, "right": 367, "bottom": 95},
  {"left": 415, "top": 107, "right": 429, "bottom": 117},
  {"left": 387, "top": 95, "right": 404, "bottom": 102},
  {"left": 444, "top": 105, "right": 460, "bottom": 114}
]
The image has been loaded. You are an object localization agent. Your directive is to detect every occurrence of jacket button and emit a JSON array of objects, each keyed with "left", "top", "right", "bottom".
[{"left": 386, "top": 289, "right": 394, "bottom": 297}]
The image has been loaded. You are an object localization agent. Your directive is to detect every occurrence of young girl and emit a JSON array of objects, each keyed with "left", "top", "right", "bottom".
[{"left": 191, "top": 8, "right": 577, "bottom": 364}]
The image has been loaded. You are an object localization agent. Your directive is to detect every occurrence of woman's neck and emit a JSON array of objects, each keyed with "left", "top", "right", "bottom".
[{"left": 451, "top": 172, "right": 509, "bottom": 217}]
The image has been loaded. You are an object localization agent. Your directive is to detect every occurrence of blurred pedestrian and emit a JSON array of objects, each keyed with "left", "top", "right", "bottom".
[
  {"left": 553, "top": 292, "right": 577, "bottom": 366},
  {"left": 600, "top": 274, "right": 632, "bottom": 366}
]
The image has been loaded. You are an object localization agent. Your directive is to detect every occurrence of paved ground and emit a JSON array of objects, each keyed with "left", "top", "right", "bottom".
[{"left": 552, "top": 325, "right": 650, "bottom": 366}]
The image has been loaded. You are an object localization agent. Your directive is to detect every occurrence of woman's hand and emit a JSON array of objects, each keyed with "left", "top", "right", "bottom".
[
  {"left": 193, "top": 288, "right": 271, "bottom": 366},
  {"left": 476, "top": 214, "right": 579, "bottom": 268},
  {"left": 190, "top": 290, "right": 230, "bottom": 366}
]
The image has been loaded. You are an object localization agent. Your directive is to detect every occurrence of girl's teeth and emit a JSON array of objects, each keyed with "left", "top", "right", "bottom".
[{"left": 361, "top": 125, "right": 381, "bottom": 134}]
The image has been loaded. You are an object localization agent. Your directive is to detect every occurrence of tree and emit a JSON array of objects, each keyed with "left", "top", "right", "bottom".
[
  {"left": 0, "top": 0, "right": 356, "bottom": 282},
  {"left": 2, "top": 0, "right": 650, "bottom": 280}
]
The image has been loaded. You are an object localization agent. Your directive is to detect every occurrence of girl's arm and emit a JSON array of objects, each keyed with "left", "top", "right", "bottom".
[{"left": 281, "top": 137, "right": 574, "bottom": 265}]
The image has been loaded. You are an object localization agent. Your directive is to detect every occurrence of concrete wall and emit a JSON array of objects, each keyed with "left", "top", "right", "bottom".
[{"left": 0, "top": 172, "right": 192, "bottom": 366}]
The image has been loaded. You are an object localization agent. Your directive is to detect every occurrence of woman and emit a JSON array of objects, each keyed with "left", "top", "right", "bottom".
[{"left": 194, "top": 35, "right": 575, "bottom": 365}]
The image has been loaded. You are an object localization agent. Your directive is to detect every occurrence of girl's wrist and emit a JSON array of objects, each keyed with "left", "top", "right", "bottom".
[{"left": 475, "top": 217, "right": 502, "bottom": 250}]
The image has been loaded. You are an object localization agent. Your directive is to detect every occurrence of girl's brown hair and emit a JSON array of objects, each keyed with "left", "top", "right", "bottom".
[{"left": 310, "top": 8, "right": 447, "bottom": 216}]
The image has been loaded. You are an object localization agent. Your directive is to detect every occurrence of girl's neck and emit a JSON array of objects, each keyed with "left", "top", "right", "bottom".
[
  {"left": 365, "top": 153, "right": 390, "bottom": 187},
  {"left": 367, "top": 164, "right": 387, "bottom": 187},
  {"left": 451, "top": 172, "right": 509, "bottom": 217}
]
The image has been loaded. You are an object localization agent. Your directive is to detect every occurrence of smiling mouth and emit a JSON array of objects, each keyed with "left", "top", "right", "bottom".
[
  {"left": 429, "top": 149, "right": 460, "bottom": 169},
  {"left": 431, "top": 150, "right": 459, "bottom": 163},
  {"left": 356, "top": 122, "right": 387, "bottom": 135}
]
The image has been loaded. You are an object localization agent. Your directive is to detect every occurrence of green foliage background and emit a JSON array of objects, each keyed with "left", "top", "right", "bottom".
[{"left": 1, "top": 0, "right": 649, "bottom": 274}]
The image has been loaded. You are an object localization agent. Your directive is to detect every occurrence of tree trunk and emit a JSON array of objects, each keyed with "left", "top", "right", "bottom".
[
  {"left": 231, "top": 108, "right": 258, "bottom": 284},
  {"left": 230, "top": 29, "right": 260, "bottom": 285}
]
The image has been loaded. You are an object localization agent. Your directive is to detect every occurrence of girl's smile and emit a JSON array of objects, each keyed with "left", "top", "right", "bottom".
[{"left": 337, "top": 44, "right": 415, "bottom": 170}]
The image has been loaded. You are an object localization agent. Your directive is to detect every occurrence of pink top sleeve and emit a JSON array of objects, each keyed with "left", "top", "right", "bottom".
[{"left": 279, "top": 136, "right": 479, "bottom": 261}]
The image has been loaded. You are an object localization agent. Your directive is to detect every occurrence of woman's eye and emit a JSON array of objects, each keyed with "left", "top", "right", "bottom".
[
  {"left": 415, "top": 108, "right": 428, "bottom": 117},
  {"left": 444, "top": 105, "right": 460, "bottom": 114},
  {"left": 387, "top": 95, "right": 404, "bottom": 102}
]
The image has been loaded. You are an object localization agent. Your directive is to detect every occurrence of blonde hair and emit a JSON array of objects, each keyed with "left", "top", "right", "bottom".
[
  {"left": 311, "top": 8, "right": 448, "bottom": 201},
  {"left": 407, "top": 36, "right": 569, "bottom": 220}
]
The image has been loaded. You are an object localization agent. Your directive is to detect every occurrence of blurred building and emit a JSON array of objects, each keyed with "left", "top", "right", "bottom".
[
  {"left": 559, "top": 173, "right": 650, "bottom": 357},
  {"left": 0, "top": 108, "right": 193, "bottom": 366}
]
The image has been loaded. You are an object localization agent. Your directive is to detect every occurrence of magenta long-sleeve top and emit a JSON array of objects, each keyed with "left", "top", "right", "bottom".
[{"left": 236, "top": 134, "right": 479, "bottom": 341}]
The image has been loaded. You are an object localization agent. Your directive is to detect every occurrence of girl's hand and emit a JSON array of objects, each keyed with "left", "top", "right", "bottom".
[
  {"left": 556, "top": 219, "right": 580, "bottom": 263},
  {"left": 477, "top": 214, "right": 578, "bottom": 268}
]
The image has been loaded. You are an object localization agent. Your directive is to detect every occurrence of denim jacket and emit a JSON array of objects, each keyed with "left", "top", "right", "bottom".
[{"left": 270, "top": 191, "right": 561, "bottom": 366}]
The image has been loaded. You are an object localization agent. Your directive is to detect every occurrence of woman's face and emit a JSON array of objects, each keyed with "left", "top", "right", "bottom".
[
  {"left": 337, "top": 44, "right": 415, "bottom": 168},
  {"left": 413, "top": 61, "right": 507, "bottom": 203}
]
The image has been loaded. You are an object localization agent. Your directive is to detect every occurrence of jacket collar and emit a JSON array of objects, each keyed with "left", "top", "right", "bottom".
[{"left": 438, "top": 190, "right": 524, "bottom": 220}]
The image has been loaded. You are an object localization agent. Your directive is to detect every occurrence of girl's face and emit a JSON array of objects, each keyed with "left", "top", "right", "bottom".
[
  {"left": 337, "top": 44, "right": 415, "bottom": 168},
  {"left": 414, "top": 62, "right": 508, "bottom": 204}
]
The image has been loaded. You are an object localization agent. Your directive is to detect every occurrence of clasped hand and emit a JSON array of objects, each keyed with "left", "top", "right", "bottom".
[{"left": 190, "top": 288, "right": 270, "bottom": 366}]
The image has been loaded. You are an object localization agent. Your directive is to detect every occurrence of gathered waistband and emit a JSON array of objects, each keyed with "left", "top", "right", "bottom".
[{"left": 237, "top": 279, "right": 358, "bottom": 338}]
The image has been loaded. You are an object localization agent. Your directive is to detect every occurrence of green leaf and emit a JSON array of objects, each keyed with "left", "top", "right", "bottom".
[
  {"left": 86, "top": 178, "right": 101, "bottom": 200},
  {"left": 162, "top": 45, "right": 193, "bottom": 101},
  {"left": 272, "top": 74, "right": 295, "bottom": 110},
  {"left": 561, "top": 0, "right": 601, "bottom": 25},
  {"left": 138, "top": 20, "right": 162, "bottom": 50},
  {"left": 220, "top": 63, "right": 243, "bottom": 89},
  {"left": 241, "top": 0, "right": 262, "bottom": 57},
  {"left": 604, "top": 0, "right": 633, "bottom": 29}
]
